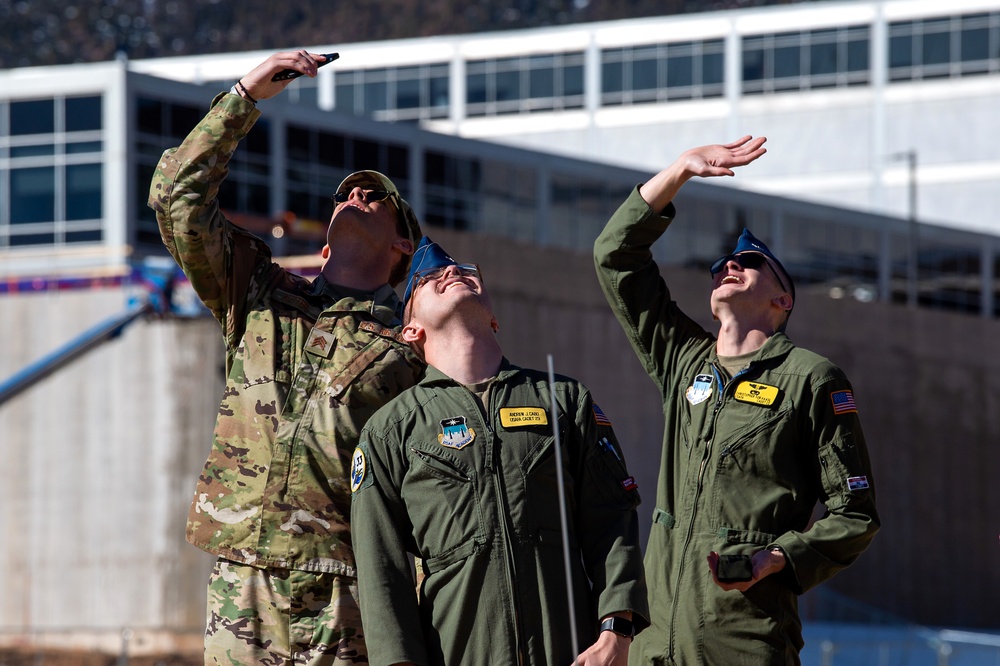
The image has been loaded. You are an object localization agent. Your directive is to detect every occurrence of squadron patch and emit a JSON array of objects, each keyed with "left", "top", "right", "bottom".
[
  {"left": 734, "top": 381, "right": 779, "bottom": 406},
  {"left": 350, "top": 447, "right": 367, "bottom": 493},
  {"left": 685, "top": 374, "right": 714, "bottom": 405},
  {"left": 500, "top": 407, "right": 548, "bottom": 428},
  {"left": 439, "top": 416, "right": 476, "bottom": 450}
]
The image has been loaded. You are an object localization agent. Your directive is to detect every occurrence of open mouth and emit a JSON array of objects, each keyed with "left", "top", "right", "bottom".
[{"left": 721, "top": 275, "right": 742, "bottom": 285}]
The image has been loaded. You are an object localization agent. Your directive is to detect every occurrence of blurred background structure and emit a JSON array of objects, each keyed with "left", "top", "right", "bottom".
[{"left": 2, "top": 0, "right": 1000, "bottom": 663}]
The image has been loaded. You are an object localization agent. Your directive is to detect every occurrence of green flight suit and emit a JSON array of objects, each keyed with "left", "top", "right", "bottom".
[
  {"left": 149, "top": 92, "right": 424, "bottom": 660},
  {"left": 594, "top": 189, "right": 880, "bottom": 665},
  {"left": 351, "top": 361, "right": 650, "bottom": 666}
]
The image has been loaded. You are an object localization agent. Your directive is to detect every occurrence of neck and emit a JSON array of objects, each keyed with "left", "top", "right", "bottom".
[
  {"left": 425, "top": 323, "right": 503, "bottom": 385},
  {"left": 715, "top": 314, "right": 775, "bottom": 357},
  {"left": 321, "top": 245, "right": 392, "bottom": 292}
]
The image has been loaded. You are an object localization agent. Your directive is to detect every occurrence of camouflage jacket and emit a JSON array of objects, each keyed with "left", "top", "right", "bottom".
[{"left": 149, "top": 92, "right": 424, "bottom": 574}]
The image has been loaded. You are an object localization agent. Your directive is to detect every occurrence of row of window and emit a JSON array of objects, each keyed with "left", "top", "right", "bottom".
[{"left": 327, "top": 10, "right": 1000, "bottom": 120}]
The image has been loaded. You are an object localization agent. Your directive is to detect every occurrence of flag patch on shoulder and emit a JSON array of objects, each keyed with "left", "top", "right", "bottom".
[
  {"left": 847, "top": 475, "right": 870, "bottom": 491},
  {"left": 830, "top": 390, "right": 857, "bottom": 415},
  {"left": 593, "top": 403, "right": 612, "bottom": 426}
]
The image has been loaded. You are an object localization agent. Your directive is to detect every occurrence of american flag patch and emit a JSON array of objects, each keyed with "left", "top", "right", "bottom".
[
  {"left": 622, "top": 476, "right": 638, "bottom": 491},
  {"left": 831, "top": 390, "right": 858, "bottom": 415},
  {"left": 847, "top": 475, "right": 870, "bottom": 491},
  {"left": 593, "top": 404, "right": 612, "bottom": 426}
]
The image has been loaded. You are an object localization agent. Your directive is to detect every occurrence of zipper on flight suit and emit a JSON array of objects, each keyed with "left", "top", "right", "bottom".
[
  {"left": 668, "top": 363, "right": 747, "bottom": 660},
  {"left": 480, "top": 380, "right": 527, "bottom": 665}
]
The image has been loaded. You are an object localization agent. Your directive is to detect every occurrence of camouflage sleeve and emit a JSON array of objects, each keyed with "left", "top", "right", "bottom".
[
  {"left": 148, "top": 92, "right": 275, "bottom": 347},
  {"left": 574, "top": 387, "right": 650, "bottom": 632}
]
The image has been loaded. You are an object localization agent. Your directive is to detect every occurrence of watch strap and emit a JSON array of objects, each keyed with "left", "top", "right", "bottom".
[{"left": 600, "top": 616, "right": 635, "bottom": 639}]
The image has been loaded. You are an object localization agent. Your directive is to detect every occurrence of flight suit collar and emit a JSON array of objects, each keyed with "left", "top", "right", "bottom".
[
  {"left": 707, "top": 332, "right": 795, "bottom": 370},
  {"left": 421, "top": 357, "right": 521, "bottom": 388}
]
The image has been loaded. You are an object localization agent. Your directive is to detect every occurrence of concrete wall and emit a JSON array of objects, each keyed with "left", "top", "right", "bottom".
[{"left": 1, "top": 227, "right": 998, "bottom": 648}]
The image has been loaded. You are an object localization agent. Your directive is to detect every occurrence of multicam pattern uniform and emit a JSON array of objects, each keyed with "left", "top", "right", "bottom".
[{"left": 149, "top": 92, "right": 424, "bottom": 663}]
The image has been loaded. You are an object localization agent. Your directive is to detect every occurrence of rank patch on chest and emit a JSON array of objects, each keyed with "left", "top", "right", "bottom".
[
  {"left": 304, "top": 327, "right": 336, "bottom": 359},
  {"left": 439, "top": 416, "right": 476, "bottom": 450},
  {"left": 500, "top": 407, "right": 548, "bottom": 428},
  {"left": 685, "top": 374, "right": 714, "bottom": 406},
  {"left": 350, "top": 447, "right": 367, "bottom": 493},
  {"left": 734, "top": 381, "right": 779, "bottom": 406}
]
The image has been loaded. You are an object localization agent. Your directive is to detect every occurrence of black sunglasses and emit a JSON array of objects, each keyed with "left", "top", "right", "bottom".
[
  {"left": 711, "top": 252, "right": 790, "bottom": 294},
  {"left": 332, "top": 189, "right": 394, "bottom": 204},
  {"left": 413, "top": 263, "right": 481, "bottom": 286}
]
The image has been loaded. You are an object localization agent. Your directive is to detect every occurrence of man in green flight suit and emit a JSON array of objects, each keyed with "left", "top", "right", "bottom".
[
  {"left": 594, "top": 136, "right": 879, "bottom": 665},
  {"left": 149, "top": 50, "right": 425, "bottom": 665},
  {"left": 351, "top": 237, "right": 649, "bottom": 666}
]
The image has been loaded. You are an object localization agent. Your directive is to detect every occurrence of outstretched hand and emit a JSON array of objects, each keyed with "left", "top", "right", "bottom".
[
  {"left": 678, "top": 135, "right": 768, "bottom": 178},
  {"left": 236, "top": 50, "right": 334, "bottom": 102},
  {"left": 639, "top": 135, "right": 767, "bottom": 212}
]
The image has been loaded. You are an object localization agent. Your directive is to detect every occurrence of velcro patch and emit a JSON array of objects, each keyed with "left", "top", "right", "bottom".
[
  {"left": 847, "top": 475, "right": 869, "bottom": 491},
  {"left": 499, "top": 407, "right": 548, "bottom": 428},
  {"left": 622, "top": 476, "right": 638, "bottom": 492},
  {"left": 304, "top": 328, "right": 335, "bottom": 358},
  {"left": 358, "top": 320, "right": 406, "bottom": 344},
  {"left": 350, "top": 445, "right": 371, "bottom": 493},
  {"left": 734, "top": 381, "right": 779, "bottom": 406}
]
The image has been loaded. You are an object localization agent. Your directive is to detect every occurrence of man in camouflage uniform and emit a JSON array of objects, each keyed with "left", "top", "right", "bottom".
[
  {"left": 148, "top": 51, "right": 425, "bottom": 665},
  {"left": 351, "top": 238, "right": 649, "bottom": 666}
]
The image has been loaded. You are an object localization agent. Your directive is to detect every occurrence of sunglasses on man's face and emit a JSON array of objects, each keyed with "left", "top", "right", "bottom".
[
  {"left": 413, "top": 264, "right": 481, "bottom": 287},
  {"left": 332, "top": 189, "right": 394, "bottom": 204},
  {"left": 710, "top": 252, "right": 790, "bottom": 294}
]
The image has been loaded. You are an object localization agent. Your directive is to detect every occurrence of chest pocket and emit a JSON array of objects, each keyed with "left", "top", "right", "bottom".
[
  {"left": 239, "top": 305, "right": 297, "bottom": 389},
  {"left": 405, "top": 445, "right": 480, "bottom": 569}
]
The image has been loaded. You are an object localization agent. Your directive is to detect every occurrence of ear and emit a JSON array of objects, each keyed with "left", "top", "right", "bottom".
[
  {"left": 490, "top": 316, "right": 499, "bottom": 333},
  {"left": 772, "top": 292, "right": 793, "bottom": 312},
  {"left": 402, "top": 321, "right": 424, "bottom": 344},
  {"left": 393, "top": 237, "right": 414, "bottom": 256},
  {"left": 321, "top": 244, "right": 330, "bottom": 260}
]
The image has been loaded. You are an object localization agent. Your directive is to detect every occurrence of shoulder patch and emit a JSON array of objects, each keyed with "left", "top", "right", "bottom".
[
  {"left": 350, "top": 445, "right": 372, "bottom": 493},
  {"left": 831, "top": 389, "right": 858, "bottom": 415},
  {"left": 593, "top": 403, "right": 612, "bottom": 426}
]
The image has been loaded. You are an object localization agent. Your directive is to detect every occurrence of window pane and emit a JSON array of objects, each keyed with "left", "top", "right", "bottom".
[
  {"left": 632, "top": 58, "right": 658, "bottom": 91},
  {"left": 65, "top": 96, "right": 102, "bottom": 132},
  {"left": 922, "top": 30, "right": 951, "bottom": 66},
  {"left": 667, "top": 55, "right": 693, "bottom": 88},
  {"left": 136, "top": 97, "right": 163, "bottom": 134},
  {"left": 743, "top": 47, "right": 765, "bottom": 81},
  {"left": 602, "top": 61, "right": 623, "bottom": 93},
  {"left": 335, "top": 81, "right": 356, "bottom": 115},
  {"left": 11, "top": 167, "right": 55, "bottom": 223},
  {"left": 529, "top": 65, "right": 554, "bottom": 99},
  {"left": 66, "top": 229, "right": 103, "bottom": 243},
  {"left": 564, "top": 64, "right": 584, "bottom": 96},
  {"left": 703, "top": 52, "right": 724, "bottom": 85},
  {"left": 11, "top": 99, "right": 54, "bottom": 135},
  {"left": 495, "top": 70, "right": 520, "bottom": 102},
  {"left": 396, "top": 77, "right": 421, "bottom": 109},
  {"left": 889, "top": 33, "right": 913, "bottom": 68},
  {"left": 66, "top": 141, "right": 102, "bottom": 154},
  {"left": 9, "top": 232, "right": 55, "bottom": 246},
  {"left": 961, "top": 27, "right": 989, "bottom": 61},
  {"left": 467, "top": 72, "right": 487, "bottom": 104},
  {"left": 11, "top": 144, "right": 55, "bottom": 158},
  {"left": 847, "top": 38, "right": 869, "bottom": 71},
  {"left": 774, "top": 45, "right": 800, "bottom": 78},
  {"left": 66, "top": 163, "right": 103, "bottom": 220},
  {"left": 811, "top": 41, "right": 838, "bottom": 75},
  {"left": 429, "top": 76, "right": 449, "bottom": 108},
  {"left": 364, "top": 81, "right": 388, "bottom": 112}
]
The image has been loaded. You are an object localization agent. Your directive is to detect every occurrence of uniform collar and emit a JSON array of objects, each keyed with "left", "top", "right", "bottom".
[
  {"left": 311, "top": 275, "right": 400, "bottom": 325},
  {"left": 421, "top": 357, "right": 520, "bottom": 387},
  {"left": 708, "top": 332, "right": 794, "bottom": 367}
]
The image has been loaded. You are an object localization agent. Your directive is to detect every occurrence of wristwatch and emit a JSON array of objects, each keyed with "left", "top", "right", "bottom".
[{"left": 600, "top": 616, "right": 635, "bottom": 640}]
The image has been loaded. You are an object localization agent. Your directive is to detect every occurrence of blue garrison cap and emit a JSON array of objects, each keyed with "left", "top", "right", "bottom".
[
  {"left": 731, "top": 228, "right": 795, "bottom": 300},
  {"left": 402, "top": 236, "right": 457, "bottom": 309}
]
